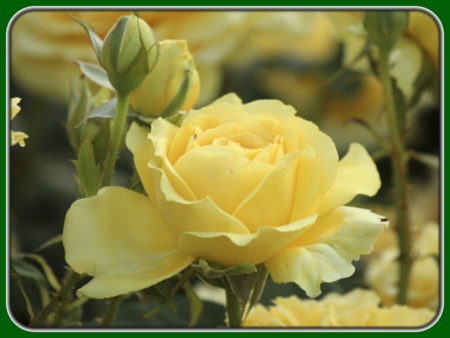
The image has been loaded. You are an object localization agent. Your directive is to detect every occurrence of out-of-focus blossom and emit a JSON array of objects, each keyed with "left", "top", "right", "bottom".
[
  {"left": 11, "top": 11, "right": 247, "bottom": 104},
  {"left": 10, "top": 98, "right": 28, "bottom": 147},
  {"left": 366, "top": 222, "right": 439, "bottom": 311},
  {"left": 243, "top": 288, "right": 435, "bottom": 327}
]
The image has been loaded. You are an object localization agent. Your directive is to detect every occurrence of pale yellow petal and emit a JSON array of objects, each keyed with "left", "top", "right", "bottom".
[
  {"left": 63, "top": 186, "right": 194, "bottom": 299},
  {"left": 210, "top": 92, "right": 243, "bottom": 107},
  {"left": 126, "top": 123, "right": 159, "bottom": 203},
  {"left": 265, "top": 207, "right": 387, "bottom": 297},
  {"left": 318, "top": 143, "right": 380, "bottom": 214},
  {"left": 174, "top": 145, "right": 273, "bottom": 215},
  {"left": 179, "top": 215, "right": 317, "bottom": 266},
  {"left": 11, "top": 97, "right": 21, "bottom": 120},
  {"left": 148, "top": 160, "right": 250, "bottom": 237},
  {"left": 234, "top": 150, "right": 320, "bottom": 232},
  {"left": 11, "top": 131, "right": 28, "bottom": 147},
  {"left": 367, "top": 306, "right": 436, "bottom": 327}
]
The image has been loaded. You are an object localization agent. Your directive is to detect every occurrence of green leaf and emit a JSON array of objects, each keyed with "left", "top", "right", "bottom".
[
  {"left": 191, "top": 259, "right": 257, "bottom": 279},
  {"left": 11, "top": 258, "right": 51, "bottom": 312},
  {"left": 11, "top": 267, "right": 34, "bottom": 319},
  {"left": 90, "top": 119, "right": 111, "bottom": 167},
  {"left": 17, "top": 253, "right": 61, "bottom": 290},
  {"left": 139, "top": 281, "right": 177, "bottom": 317},
  {"left": 74, "top": 61, "right": 115, "bottom": 91},
  {"left": 182, "top": 282, "right": 203, "bottom": 327},
  {"left": 67, "top": 79, "right": 91, "bottom": 151},
  {"left": 66, "top": 12, "right": 103, "bottom": 63},
  {"left": 71, "top": 136, "right": 101, "bottom": 198},
  {"left": 410, "top": 51, "right": 438, "bottom": 107},
  {"left": 226, "top": 263, "right": 266, "bottom": 307},
  {"left": 34, "top": 234, "right": 62, "bottom": 252}
]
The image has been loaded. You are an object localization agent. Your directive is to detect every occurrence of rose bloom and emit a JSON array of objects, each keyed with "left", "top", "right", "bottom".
[
  {"left": 63, "top": 94, "right": 386, "bottom": 298},
  {"left": 366, "top": 222, "right": 439, "bottom": 311},
  {"left": 10, "top": 97, "right": 28, "bottom": 147},
  {"left": 243, "top": 288, "right": 436, "bottom": 327}
]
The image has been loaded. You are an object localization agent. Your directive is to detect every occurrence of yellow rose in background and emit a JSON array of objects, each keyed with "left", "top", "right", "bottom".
[
  {"left": 10, "top": 98, "right": 28, "bottom": 147},
  {"left": 63, "top": 93, "right": 386, "bottom": 299},
  {"left": 243, "top": 289, "right": 435, "bottom": 327},
  {"left": 366, "top": 222, "right": 439, "bottom": 311},
  {"left": 129, "top": 40, "right": 200, "bottom": 118},
  {"left": 11, "top": 11, "right": 247, "bottom": 104}
]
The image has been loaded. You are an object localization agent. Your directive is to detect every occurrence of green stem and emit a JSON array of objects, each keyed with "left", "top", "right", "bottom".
[
  {"left": 99, "top": 93, "right": 130, "bottom": 188},
  {"left": 226, "top": 289, "right": 243, "bottom": 328},
  {"left": 379, "top": 50, "right": 412, "bottom": 305},
  {"left": 29, "top": 271, "right": 83, "bottom": 327},
  {"left": 100, "top": 295, "right": 125, "bottom": 327}
]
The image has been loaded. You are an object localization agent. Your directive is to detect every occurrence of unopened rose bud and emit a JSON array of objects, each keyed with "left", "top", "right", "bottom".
[
  {"left": 363, "top": 11, "right": 409, "bottom": 52},
  {"left": 129, "top": 40, "right": 200, "bottom": 118},
  {"left": 101, "top": 15, "right": 160, "bottom": 94}
]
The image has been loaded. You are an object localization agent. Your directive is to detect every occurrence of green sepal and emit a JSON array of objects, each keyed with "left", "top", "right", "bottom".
[
  {"left": 139, "top": 281, "right": 177, "bottom": 319},
  {"left": 71, "top": 136, "right": 101, "bottom": 198},
  {"left": 226, "top": 263, "right": 267, "bottom": 307},
  {"left": 74, "top": 61, "right": 115, "bottom": 91},
  {"left": 182, "top": 282, "right": 203, "bottom": 327},
  {"left": 159, "top": 68, "right": 196, "bottom": 119},
  {"left": 191, "top": 259, "right": 257, "bottom": 279},
  {"left": 66, "top": 13, "right": 103, "bottom": 63}
]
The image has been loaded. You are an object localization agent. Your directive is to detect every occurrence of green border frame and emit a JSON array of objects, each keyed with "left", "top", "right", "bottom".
[{"left": 2, "top": 1, "right": 446, "bottom": 336}]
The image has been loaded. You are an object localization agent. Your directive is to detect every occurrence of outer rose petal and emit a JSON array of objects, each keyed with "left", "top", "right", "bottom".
[
  {"left": 264, "top": 207, "right": 387, "bottom": 297},
  {"left": 179, "top": 214, "right": 317, "bottom": 266},
  {"left": 318, "top": 143, "right": 381, "bottom": 214},
  {"left": 63, "top": 187, "right": 194, "bottom": 299}
]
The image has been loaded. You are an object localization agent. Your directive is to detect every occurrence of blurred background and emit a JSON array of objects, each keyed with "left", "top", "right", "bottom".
[{"left": 9, "top": 9, "right": 440, "bottom": 327}]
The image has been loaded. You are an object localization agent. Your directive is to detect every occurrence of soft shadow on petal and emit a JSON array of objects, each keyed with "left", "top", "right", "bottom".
[
  {"left": 234, "top": 150, "right": 320, "bottom": 232},
  {"left": 63, "top": 187, "right": 194, "bottom": 299},
  {"left": 179, "top": 214, "right": 317, "bottom": 266},
  {"left": 126, "top": 123, "right": 159, "bottom": 203},
  {"left": 318, "top": 143, "right": 380, "bottom": 214},
  {"left": 265, "top": 207, "right": 387, "bottom": 297},
  {"left": 148, "top": 160, "right": 251, "bottom": 237}
]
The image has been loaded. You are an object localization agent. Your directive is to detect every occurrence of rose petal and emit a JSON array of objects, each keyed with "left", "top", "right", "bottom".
[
  {"left": 63, "top": 186, "right": 194, "bottom": 299},
  {"left": 265, "top": 206, "right": 387, "bottom": 297},
  {"left": 318, "top": 143, "right": 381, "bottom": 214},
  {"left": 179, "top": 214, "right": 317, "bottom": 266},
  {"left": 148, "top": 159, "right": 251, "bottom": 236},
  {"left": 234, "top": 150, "right": 320, "bottom": 232},
  {"left": 174, "top": 144, "right": 273, "bottom": 215}
]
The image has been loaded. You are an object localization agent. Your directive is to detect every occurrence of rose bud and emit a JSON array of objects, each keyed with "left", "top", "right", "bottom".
[
  {"left": 101, "top": 14, "right": 160, "bottom": 95},
  {"left": 129, "top": 39, "right": 200, "bottom": 119}
]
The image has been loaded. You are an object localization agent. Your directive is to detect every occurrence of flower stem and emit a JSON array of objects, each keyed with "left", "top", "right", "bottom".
[
  {"left": 29, "top": 271, "right": 83, "bottom": 327},
  {"left": 226, "top": 289, "right": 243, "bottom": 328},
  {"left": 379, "top": 50, "right": 412, "bottom": 305},
  {"left": 99, "top": 93, "right": 130, "bottom": 188},
  {"left": 100, "top": 295, "right": 126, "bottom": 327}
]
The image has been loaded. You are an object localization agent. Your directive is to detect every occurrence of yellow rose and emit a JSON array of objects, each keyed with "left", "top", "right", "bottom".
[
  {"left": 63, "top": 94, "right": 386, "bottom": 299},
  {"left": 366, "top": 222, "right": 439, "bottom": 311},
  {"left": 10, "top": 98, "right": 28, "bottom": 147},
  {"left": 129, "top": 40, "right": 200, "bottom": 118},
  {"left": 243, "top": 288, "right": 436, "bottom": 327}
]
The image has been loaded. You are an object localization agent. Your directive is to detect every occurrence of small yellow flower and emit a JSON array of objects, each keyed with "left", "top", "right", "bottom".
[
  {"left": 63, "top": 94, "right": 386, "bottom": 299},
  {"left": 244, "top": 289, "right": 435, "bottom": 327},
  {"left": 10, "top": 98, "right": 28, "bottom": 147},
  {"left": 366, "top": 222, "right": 439, "bottom": 311}
]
